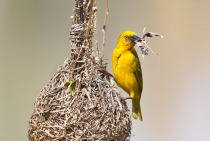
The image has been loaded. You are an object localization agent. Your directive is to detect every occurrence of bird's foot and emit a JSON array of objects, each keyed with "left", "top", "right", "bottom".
[
  {"left": 98, "top": 69, "right": 117, "bottom": 82},
  {"left": 122, "top": 96, "right": 132, "bottom": 101},
  {"left": 121, "top": 96, "right": 132, "bottom": 105},
  {"left": 114, "top": 91, "right": 132, "bottom": 105}
]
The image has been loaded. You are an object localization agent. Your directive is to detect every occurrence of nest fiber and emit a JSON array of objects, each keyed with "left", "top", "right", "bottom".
[{"left": 28, "top": 0, "right": 132, "bottom": 140}]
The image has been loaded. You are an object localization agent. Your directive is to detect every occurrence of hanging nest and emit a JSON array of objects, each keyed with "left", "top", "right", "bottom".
[
  {"left": 28, "top": 0, "right": 132, "bottom": 141},
  {"left": 27, "top": 57, "right": 131, "bottom": 141}
]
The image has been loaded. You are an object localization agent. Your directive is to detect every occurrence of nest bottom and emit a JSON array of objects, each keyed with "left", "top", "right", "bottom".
[{"left": 28, "top": 58, "right": 132, "bottom": 141}]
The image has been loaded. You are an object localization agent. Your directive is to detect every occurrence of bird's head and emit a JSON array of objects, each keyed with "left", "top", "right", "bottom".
[{"left": 117, "top": 30, "right": 141, "bottom": 50}]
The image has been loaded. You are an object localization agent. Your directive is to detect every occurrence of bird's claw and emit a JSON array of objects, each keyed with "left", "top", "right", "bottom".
[
  {"left": 99, "top": 69, "right": 117, "bottom": 82},
  {"left": 114, "top": 91, "right": 132, "bottom": 105},
  {"left": 99, "top": 69, "right": 113, "bottom": 77}
]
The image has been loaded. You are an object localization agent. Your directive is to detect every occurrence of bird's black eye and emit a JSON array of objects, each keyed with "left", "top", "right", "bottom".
[{"left": 124, "top": 36, "right": 129, "bottom": 39}]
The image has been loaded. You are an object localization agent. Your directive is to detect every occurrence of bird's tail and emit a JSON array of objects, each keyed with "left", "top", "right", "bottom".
[{"left": 132, "top": 98, "right": 143, "bottom": 121}]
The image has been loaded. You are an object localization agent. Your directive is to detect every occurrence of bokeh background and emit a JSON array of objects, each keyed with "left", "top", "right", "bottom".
[{"left": 1, "top": 0, "right": 210, "bottom": 141}]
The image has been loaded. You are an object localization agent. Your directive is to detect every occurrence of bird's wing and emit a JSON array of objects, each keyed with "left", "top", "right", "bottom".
[{"left": 131, "top": 49, "right": 143, "bottom": 94}]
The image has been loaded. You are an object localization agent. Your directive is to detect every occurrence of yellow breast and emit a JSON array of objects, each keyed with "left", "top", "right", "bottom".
[{"left": 112, "top": 48, "right": 138, "bottom": 95}]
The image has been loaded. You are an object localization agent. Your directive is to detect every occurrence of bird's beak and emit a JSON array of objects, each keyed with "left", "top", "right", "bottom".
[{"left": 130, "top": 35, "right": 142, "bottom": 42}]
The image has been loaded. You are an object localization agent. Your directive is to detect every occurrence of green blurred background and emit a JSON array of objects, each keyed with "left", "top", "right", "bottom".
[{"left": 1, "top": 0, "right": 210, "bottom": 141}]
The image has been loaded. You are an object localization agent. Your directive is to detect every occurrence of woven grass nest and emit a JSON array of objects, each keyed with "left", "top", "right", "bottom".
[
  {"left": 28, "top": 0, "right": 132, "bottom": 140},
  {"left": 27, "top": 57, "right": 132, "bottom": 141}
]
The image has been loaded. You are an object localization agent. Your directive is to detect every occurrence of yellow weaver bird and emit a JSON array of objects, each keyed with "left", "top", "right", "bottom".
[{"left": 112, "top": 30, "right": 143, "bottom": 121}]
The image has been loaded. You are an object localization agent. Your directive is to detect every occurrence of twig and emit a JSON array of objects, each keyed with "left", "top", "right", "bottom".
[{"left": 101, "top": 0, "right": 109, "bottom": 58}]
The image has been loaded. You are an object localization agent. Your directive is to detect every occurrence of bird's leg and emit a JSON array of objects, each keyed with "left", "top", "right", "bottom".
[
  {"left": 100, "top": 69, "right": 114, "bottom": 77},
  {"left": 113, "top": 91, "right": 132, "bottom": 105},
  {"left": 122, "top": 96, "right": 132, "bottom": 101},
  {"left": 114, "top": 91, "right": 126, "bottom": 104},
  {"left": 98, "top": 69, "right": 117, "bottom": 83}
]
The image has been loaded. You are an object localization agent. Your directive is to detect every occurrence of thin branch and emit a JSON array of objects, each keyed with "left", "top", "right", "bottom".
[{"left": 101, "top": 0, "right": 109, "bottom": 58}]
